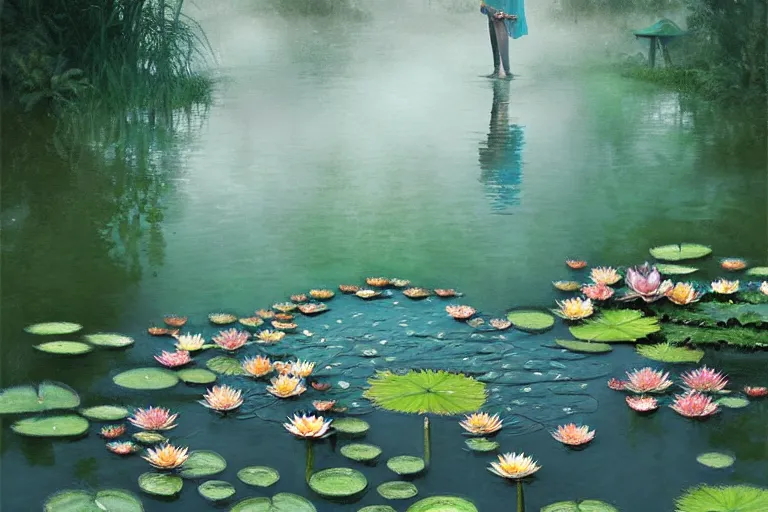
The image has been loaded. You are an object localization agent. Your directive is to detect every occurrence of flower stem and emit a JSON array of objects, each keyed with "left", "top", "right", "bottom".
[
  {"left": 305, "top": 440, "right": 314, "bottom": 484},
  {"left": 423, "top": 416, "right": 431, "bottom": 468},
  {"left": 516, "top": 480, "right": 525, "bottom": 512}
]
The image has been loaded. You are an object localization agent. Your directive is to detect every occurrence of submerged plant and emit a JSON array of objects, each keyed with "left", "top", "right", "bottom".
[
  {"left": 581, "top": 283, "right": 614, "bottom": 301},
  {"left": 212, "top": 329, "right": 249, "bottom": 351},
  {"left": 670, "top": 391, "right": 719, "bottom": 418},
  {"left": 242, "top": 356, "right": 273, "bottom": 378},
  {"left": 590, "top": 266, "right": 621, "bottom": 285},
  {"left": 720, "top": 258, "right": 747, "bottom": 271},
  {"left": 129, "top": 407, "right": 178, "bottom": 431},
  {"left": 174, "top": 333, "right": 205, "bottom": 352},
  {"left": 284, "top": 414, "right": 332, "bottom": 439},
  {"left": 566, "top": 259, "right": 587, "bottom": 269},
  {"left": 200, "top": 385, "right": 243, "bottom": 412},
  {"left": 106, "top": 441, "right": 140, "bottom": 455},
  {"left": 624, "top": 368, "right": 673, "bottom": 394},
  {"left": 681, "top": 366, "right": 728, "bottom": 392},
  {"left": 626, "top": 396, "right": 658, "bottom": 412},
  {"left": 100, "top": 424, "right": 126, "bottom": 439},
  {"left": 711, "top": 279, "right": 739, "bottom": 294},
  {"left": 267, "top": 375, "right": 306, "bottom": 399},
  {"left": 154, "top": 350, "right": 192, "bottom": 368},
  {"left": 622, "top": 263, "right": 673, "bottom": 302},
  {"left": 459, "top": 413, "right": 502, "bottom": 435},
  {"left": 554, "top": 297, "right": 594, "bottom": 320},
  {"left": 551, "top": 423, "right": 595, "bottom": 446},
  {"left": 143, "top": 443, "right": 189, "bottom": 470},
  {"left": 666, "top": 282, "right": 703, "bottom": 305},
  {"left": 488, "top": 452, "right": 541, "bottom": 480}
]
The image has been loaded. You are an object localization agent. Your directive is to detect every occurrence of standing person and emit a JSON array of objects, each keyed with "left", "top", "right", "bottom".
[{"left": 480, "top": 0, "right": 528, "bottom": 78}]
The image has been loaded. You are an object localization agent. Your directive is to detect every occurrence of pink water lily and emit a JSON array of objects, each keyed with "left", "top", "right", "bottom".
[{"left": 620, "top": 262, "right": 673, "bottom": 303}]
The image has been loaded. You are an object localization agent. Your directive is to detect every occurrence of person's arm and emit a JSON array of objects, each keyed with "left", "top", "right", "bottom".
[{"left": 480, "top": 1, "right": 497, "bottom": 16}]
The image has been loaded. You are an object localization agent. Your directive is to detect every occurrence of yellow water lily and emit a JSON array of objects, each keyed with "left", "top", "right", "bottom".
[
  {"left": 760, "top": 282, "right": 768, "bottom": 296},
  {"left": 142, "top": 443, "right": 189, "bottom": 470},
  {"left": 459, "top": 412, "right": 503, "bottom": 435},
  {"left": 174, "top": 333, "right": 205, "bottom": 351},
  {"left": 665, "top": 282, "right": 702, "bottom": 305},
  {"left": 590, "top": 266, "right": 621, "bottom": 285},
  {"left": 267, "top": 375, "right": 306, "bottom": 399},
  {"left": 283, "top": 414, "right": 332, "bottom": 438},
  {"left": 242, "top": 356, "right": 273, "bottom": 378},
  {"left": 554, "top": 297, "right": 594, "bottom": 320},
  {"left": 199, "top": 385, "right": 243, "bottom": 411},
  {"left": 286, "top": 360, "right": 315, "bottom": 378},
  {"left": 488, "top": 452, "right": 541, "bottom": 480},
  {"left": 711, "top": 279, "right": 739, "bottom": 294}
]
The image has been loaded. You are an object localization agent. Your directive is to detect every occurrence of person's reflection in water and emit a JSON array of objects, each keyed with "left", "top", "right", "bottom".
[{"left": 478, "top": 79, "right": 525, "bottom": 212}]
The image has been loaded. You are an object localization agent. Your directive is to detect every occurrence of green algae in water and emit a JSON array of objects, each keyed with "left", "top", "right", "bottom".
[
  {"left": 231, "top": 493, "right": 316, "bottom": 512},
  {"left": 377, "top": 481, "right": 418, "bottom": 500},
  {"left": 333, "top": 417, "right": 370, "bottom": 436},
  {"left": 177, "top": 368, "right": 217, "bottom": 384},
  {"left": 386, "top": 455, "right": 425, "bottom": 475},
  {"left": 540, "top": 500, "right": 619, "bottom": 511},
  {"left": 79, "top": 405, "right": 130, "bottom": 421},
  {"left": 555, "top": 339, "right": 612, "bottom": 353},
  {"left": 138, "top": 472, "right": 183, "bottom": 496},
  {"left": 340, "top": 443, "right": 382, "bottom": 462},
  {"left": 44, "top": 489, "right": 144, "bottom": 512},
  {"left": 12, "top": 414, "right": 89, "bottom": 437},
  {"left": 717, "top": 397, "right": 750, "bottom": 409},
  {"left": 696, "top": 452, "right": 735, "bottom": 469},
  {"left": 133, "top": 432, "right": 167, "bottom": 445},
  {"left": 25, "top": 322, "right": 82, "bottom": 335},
  {"left": 569, "top": 310, "right": 660, "bottom": 342},
  {"left": 34, "top": 341, "right": 93, "bottom": 355},
  {"left": 649, "top": 243, "right": 712, "bottom": 261},
  {"left": 656, "top": 264, "right": 699, "bottom": 275},
  {"left": 675, "top": 485, "right": 768, "bottom": 512},
  {"left": 198, "top": 480, "right": 235, "bottom": 501},
  {"left": 113, "top": 368, "right": 179, "bottom": 390},
  {"left": 0, "top": 381, "right": 80, "bottom": 414},
  {"left": 465, "top": 437, "right": 499, "bottom": 452},
  {"left": 407, "top": 496, "right": 478, "bottom": 512},
  {"left": 84, "top": 333, "right": 134, "bottom": 348},
  {"left": 237, "top": 466, "right": 280, "bottom": 487},
  {"left": 206, "top": 356, "right": 246, "bottom": 376},
  {"left": 636, "top": 343, "right": 704, "bottom": 363},
  {"left": 506, "top": 310, "right": 555, "bottom": 333},
  {"left": 178, "top": 450, "right": 227, "bottom": 479},
  {"left": 308, "top": 468, "right": 368, "bottom": 498}
]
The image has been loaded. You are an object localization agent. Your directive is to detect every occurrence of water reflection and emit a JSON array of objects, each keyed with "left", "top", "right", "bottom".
[{"left": 478, "top": 79, "right": 525, "bottom": 212}]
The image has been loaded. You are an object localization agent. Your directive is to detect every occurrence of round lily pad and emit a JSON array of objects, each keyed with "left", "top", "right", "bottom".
[
  {"left": 717, "top": 397, "right": 750, "bottom": 409},
  {"left": 340, "top": 443, "right": 382, "bottom": 462},
  {"left": 198, "top": 480, "right": 235, "bottom": 501},
  {"left": 650, "top": 243, "right": 712, "bottom": 261},
  {"left": 656, "top": 264, "right": 699, "bottom": 275},
  {"left": 25, "top": 322, "right": 82, "bottom": 336},
  {"left": 84, "top": 333, "right": 134, "bottom": 348},
  {"left": 540, "top": 500, "right": 619, "bottom": 512},
  {"left": 11, "top": 414, "right": 89, "bottom": 437},
  {"left": 465, "top": 438, "right": 499, "bottom": 452},
  {"left": 138, "top": 472, "right": 183, "bottom": 496},
  {"left": 746, "top": 267, "right": 768, "bottom": 277},
  {"left": 555, "top": 339, "right": 612, "bottom": 354},
  {"left": 206, "top": 356, "right": 246, "bottom": 376},
  {"left": 359, "top": 507, "right": 397, "bottom": 512},
  {"left": 178, "top": 450, "right": 227, "bottom": 479},
  {"left": 237, "top": 466, "right": 280, "bottom": 487},
  {"left": 506, "top": 310, "right": 555, "bottom": 333},
  {"left": 79, "top": 405, "right": 130, "bottom": 421},
  {"left": 0, "top": 381, "right": 80, "bottom": 414},
  {"left": 113, "top": 368, "right": 179, "bottom": 390},
  {"left": 44, "top": 489, "right": 144, "bottom": 512},
  {"left": 333, "top": 417, "right": 370, "bottom": 437},
  {"left": 407, "top": 496, "right": 478, "bottom": 512},
  {"left": 231, "top": 497, "right": 271, "bottom": 511},
  {"left": 308, "top": 468, "right": 368, "bottom": 499},
  {"left": 132, "top": 431, "right": 167, "bottom": 445},
  {"left": 231, "top": 493, "right": 316, "bottom": 512},
  {"left": 377, "top": 482, "right": 418, "bottom": 500},
  {"left": 35, "top": 341, "right": 93, "bottom": 355},
  {"left": 696, "top": 452, "right": 735, "bottom": 469},
  {"left": 386, "top": 455, "right": 425, "bottom": 475},
  {"left": 177, "top": 369, "right": 217, "bottom": 385}
]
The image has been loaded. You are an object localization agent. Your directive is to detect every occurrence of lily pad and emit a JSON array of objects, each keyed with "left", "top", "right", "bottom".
[
  {"left": 340, "top": 443, "right": 382, "bottom": 462},
  {"left": 696, "top": 452, "right": 735, "bottom": 469},
  {"left": 308, "top": 468, "right": 368, "bottom": 499},
  {"left": 11, "top": 414, "right": 89, "bottom": 437},
  {"left": 35, "top": 341, "right": 93, "bottom": 355},
  {"left": 569, "top": 310, "right": 660, "bottom": 343},
  {"left": 506, "top": 310, "right": 555, "bottom": 333},
  {"left": 44, "top": 489, "right": 144, "bottom": 512},
  {"left": 695, "top": 303, "right": 768, "bottom": 326},
  {"left": 0, "top": 381, "right": 80, "bottom": 414},
  {"left": 79, "top": 405, "right": 130, "bottom": 421},
  {"left": 540, "top": 500, "right": 619, "bottom": 512},
  {"left": 636, "top": 343, "right": 704, "bottom": 363},
  {"left": 178, "top": 450, "right": 227, "bottom": 479},
  {"left": 407, "top": 496, "right": 478, "bottom": 512},
  {"left": 717, "top": 397, "right": 750, "bottom": 409},
  {"left": 138, "top": 472, "right": 183, "bottom": 496},
  {"left": 386, "top": 455, "right": 425, "bottom": 475},
  {"left": 555, "top": 339, "right": 613, "bottom": 354},
  {"left": 237, "top": 466, "right": 280, "bottom": 487},
  {"left": 662, "top": 324, "right": 767, "bottom": 348},
  {"left": 231, "top": 493, "right": 317, "bottom": 512},
  {"left": 333, "top": 417, "right": 370, "bottom": 436},
  {"left": 464, "top": 438, "right": 499, "bottom": 452},
  {"left": 132, "top": 432, "right": 167, "bottom": 445},
  {"left": 746, "top": 267, "right": 768, "bottom": 277},
  {"left": 656, "top": 264, "right": 699, "bottom": 275},
  {"left": 198, "top": 480, "right": 236, "bottom": 501},
  {"left": 206, "top": 356, "right": 246, "bottom": 376},
  {"left": 25, "top": 322, "right": 82, "bottom": 335},
  {"left": 359, "top": 507, "right": 397, "bottom": 512},
  {"left": 675, "top": 485, "right": 768, "bottom": 512},
  {"left": 650, "top": 243, "right": 712, "bottom": 261},
  {"left": 177, "top": 369, "right": 217, "bottom": 385},
  {"left": 84, "top": 333, "right": 134, "bottom": 348},
  {"left": 113, "top": 368, "right": 179, "bottom": 390},
  {"left": 377, "top": 481, "right": 418, "bottom": 500}
]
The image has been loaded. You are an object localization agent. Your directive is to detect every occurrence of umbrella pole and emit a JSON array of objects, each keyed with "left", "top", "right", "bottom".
[
  {"left": 423, "top": 416, "right": 431, "bottom": 468},
  {"left": 517, "top": 480, "right": 525, "bottom": 512},
  {"left": 305, "top": 439, "right": 314, "bottom": 484}
]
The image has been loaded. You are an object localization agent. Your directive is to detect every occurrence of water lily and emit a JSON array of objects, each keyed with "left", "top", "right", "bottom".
[
  {"left": 488, "top": 452, "right": 541, "bottom": 480},
  {"left": 607, "top": 378, "right": 627, "bottom": 391},
  {"left": 274, "top": 313, "right": 294, "bottom": 322},
  {"left": 625, "top": 396, "right": 658, "bottom": 412},
  {"left": 163, "top": 315, "right": 187, "bottom": 328},
  {"left": 313, "top": 400, "right": 336, "bottom": 412},
  {"left": 681, "top": 366, "right": 728, "bottom": 392},
  {"left": 665, "top": 282, "right": 702, "bottom": 305},
  {"left": 154, "top": 349, "right": 192, "bottom": 368},
  {"left": 391, "top": 278, "right": 411, "bottom": 288},
  {"left": 566, "top": 259, "right": 587, "bottom": 269},
  {"left": 285, "top": 360, "right": 315, "bottom": 378},
  {"left": 459, "top": 412, "right": 503, "bottom": 435},
  {"left": 553, "top": 280, "right": 581, "bottom": 291},
  {"left": 760, "top": 282, "right": 768, "bottom": 296},
  {"left": 284, "top": 414, "right": 332, "bottom": 439},
  {"left": 242, "top": 355, "right": 273, "bottom": 378},
  {"left": 267, "top": 375, "right": 306, "bottom": 399},
  {"left": 711, "top": 279, "right": 739, "bottom": 294},
  {"left": 554, "top": 297, "right": 594, "bottom": 320},
  {"left": 590, "top": 266, "right": 621, "bottom": 285},
  {"left": 338, "top": 284, "right": 360, "bottom": 294},
  {"left": 720, "top": 258, "right": 746, "bottom": 271},
  {"left": 239, "top": 316, "right": 264, "bottom": 328},
  {"left": 255, "top": 309, "right": 275, "bottom": 319},
  {"left": 209, "top": 313, "right": 237, "bottom": 324},
  {"left": 312, "top": 381, "right": 331, "bottom": 391},
  {"left": 273, "top": 302, "right": 297, "bottom": 313},
  {"left": 366, "top": 277, "right": 390, "bottom": 287},
  {"left": 434, "top": 288, "right": 457, "bottom": 297},
  {"left": 490, "top": 318, "right": 512, "bottom": 330},
  {"left": 212, "top": 328, "right": 249, "bottom": 351},
  {"left": 403, "top": 287, "right": 431, "bottom": 298},
  {"left": 148, "top": 327, "right": 178, "bottom": 337},
  {"left": 551, "top": 423, "right": 595, "bottom": 446},
  {"left": 670, "top": 391, "right": 719, "bottom": 418},
  {"left": 100, "top": 424, "right": 126, "bottom": 439},
  {"left": 744, "top": 386, "right": 768, "bottom": 397},
  {"left": 621, "top": 263, "right": 672, "bottom": 302},
  {"left": 356, "top": 289, "right": 380, "bottom": 299},
  {"left": 291, "top": 294, "right": 308, "bottom": 303},
  {"left": 129, "top": 407, "right": 178, "bottom": 431},
  {"left": 199, "top": 385, "right": 244, "bottom": 412},
  {"left": 309, "top": 289, "right": 335, "bottom": 300},
  {"left": 143, "top": 443, "right": 189, "bottom": 470},
  {"left": 624, "top": 367, "right": 673, "bottom": 394},
  {"left": 581, "top": 283, "right": 614, "bottom": 301},
  {"left": 174, "top": 333, "right": 205, "bottom": 351},
  {"left": 106, "top": 441, "right": 139, "bottom": 455},
  {"left": 446, "top": 305, "right": 477, "bottom": 320},
  {"left": 271, "top": 321, "right": 298, "bottom": 332},
  {"left": 256, "top": 330, "right": 285, "bottom": 344}
]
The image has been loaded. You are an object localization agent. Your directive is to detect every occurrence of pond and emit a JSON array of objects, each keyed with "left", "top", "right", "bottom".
[{"left": 1, "top": 5, "right": 767, "bottom": 512}]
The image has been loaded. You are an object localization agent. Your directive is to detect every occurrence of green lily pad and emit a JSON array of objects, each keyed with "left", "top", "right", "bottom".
[
  {"left": 465, "top": 437, "right": 499, "bottom": 452},
  {"left": 0, "top": 381, "right": 80, "bottom": 414},
  {"left": 231, "top": 493, "right": 317, "bottom": 512},
  {"left": 79, "top": 405, "right": 130, "bottom": 421},
  {"left": 44, "top": 489, "right": 144, "bottom": 512},
  {"left": 555, "top": 339, "right": 613, "bottom": 353},
  {"left": 636, "top": 343, "right": 704, "bottom": 363},
  {"left": 198, "top": 480, "right": 235, "bottom": 502},
  {"left": 695, "top": 303, "right": 768, "bottom": 326},
  {"left": 340, "top": 443, "right": 382, "bottom": 462},
  {"left": 377, "top": 481, "right": 418, "bottom": 500},
  {"left": 333, "top": 417, "right": 370, "bottom": 436},
  {"left": 696, "top": 452, "right": 735, "bottom": 469},
  {"left": 741, "top": 291, "right": 768, "bottom": 304},
  {"left": 25, "top": 322, "right": 82, "bottom": 335},
  {"left": 506, "top": 310, "right": 555, "bottom": 333},
  {"left": 540, "top": 500, "right": 619, "bottom": 512},
  {"left": 717, "top": 397, "right": 750, "bottom": 409},
  {"left": 237, "top": 466, "right": 280, "bottom": 487},
  {"left": 675, "top": 485, "right": 768, "bottom": 512},
  {"left": 178, "top": 450, "right": 227, "bottom": 479},
  {"left": 206, "top": 356, "right": 246, "bottom": 376},
  {"left": 662, "top": 324, "right": 767, "bottom": 348},
  {"left": 656, "top": 264, "right": 699, "bottom": 275},
  {"left": 12, "top": 414, "right": 89, "bottom": 437},
  {"left": 746, "top": 266, "right": 768, "bottom": 276},
  {"left": 132, "top": 432, "right": 167, "bottom": 445},
  {"left": 177, "top": 368, "right": 217, "bottom": 385},
  {"left": 650, "top": 243, "right": 712, "bottom": 261},
  {"left": 386, "top": 455, "right": 425, "bottom": 475},
  {"left": 407, "top": 496, "right": 478, "bottom": 512},
  {"left": 138, "top": 472, "right": 183, "bottom": 496},
  {"left": 113, "top": 368, "right": 179, "bottom": 390},
  {"left": 359, "top": 507, "right": 397, "bottom": 512},
  {"left": 308, "top": 468, "right": 368, "bottom": 498},
  {"left": 569, "top": 310, "right": 660, "bottom": 343},
  {"left": 84, "top": 333, "right": 134, "bottom": 348},
  {"left": 35, "top": 341, "right": 93, "bottom": 355}
]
